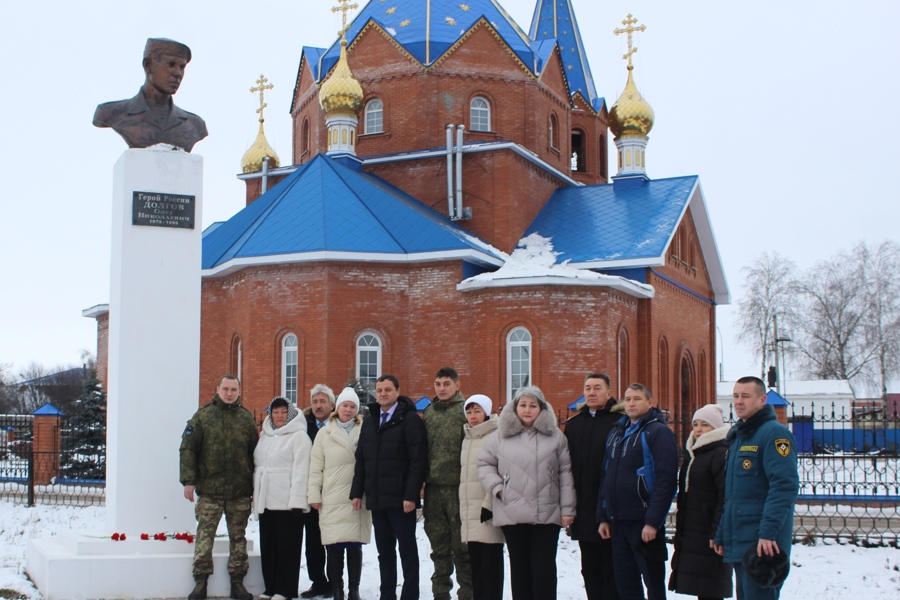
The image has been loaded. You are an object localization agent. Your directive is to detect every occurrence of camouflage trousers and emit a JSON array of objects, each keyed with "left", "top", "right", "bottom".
[
  {"left": 423, "top": 484, "right": 472, "bottom": 600},
  {"left": 192, "top": 496, "right": 252, "bottom": 579}
]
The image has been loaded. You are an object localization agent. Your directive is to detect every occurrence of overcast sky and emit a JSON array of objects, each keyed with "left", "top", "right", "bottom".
[{"left": 1, "top": 0, "right": 898, "bottom": 389}]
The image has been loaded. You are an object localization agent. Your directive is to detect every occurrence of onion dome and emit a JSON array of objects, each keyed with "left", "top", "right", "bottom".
[
  {"left": 241, "top": 121, "right": 280, "bottom": 173},
  {"left": 609, "top": 65, "right": 654, "bottom": 139},
  {"left": 318, "top": 38, "right": 363, "bottom": 117}
]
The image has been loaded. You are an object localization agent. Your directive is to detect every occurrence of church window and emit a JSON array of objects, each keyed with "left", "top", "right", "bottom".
[
  {"left": 617, "top": 327, "right": 629, "bottom": 399},
  {"left": 571, "top": 129, "right": 585, "bottom": 172},
  {"left": 549, "top": 113, "right": 559, "bottom": 150},
  {"left": 282, "top": 333, "right": 298, "bottom": 403},
  {"left": 365, "top": 99, "right": 383, "bottom": 134},
  {"left": 599, "top": 135, "right": 607, "bottom": 178},
  {"left": 506, "top": 327, "right": 532, "bottom": 402},
  {"left": 230, "top": 336, "right": 242, "bottom": 381},
  {"left": 301, "top": 119, "right": 310, "bottom": 157},
  {"left": 356, "top": 333, "right": 382, "bottom": 388},
  {"left": 470, "top": 97, "right": 491, "bottom": 132},
  {"left": 658, "top": 336, "right": 669, "bottom": 403}
]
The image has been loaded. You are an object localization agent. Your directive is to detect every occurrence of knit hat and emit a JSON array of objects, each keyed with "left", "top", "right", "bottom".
[
  {"left": 336, "top": 387, "right": 360, "bottom": 411},
  {"left": 742, "top": 546, "right": 790, "bottom": 588},
  {"left": 692, "top": 404, "right": 725, "bottom": 429},
  {"left": 464, "top": 394, "right": 493, "bottom": 416}
]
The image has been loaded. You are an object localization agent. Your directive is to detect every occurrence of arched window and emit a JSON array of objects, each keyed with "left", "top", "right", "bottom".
[
  {"left": 356, "top": 333, "right": 382, "bottom": 387},
  {"left": 301, "top": 119, "right": 310, "bottom": 157},
  {"left": 282, "top": 333, "right": 298, "bottom": 403},
  {"left": 231, "top": 336, "right": 242, "bottom": 381},
  {"left": 599, "top": 135, "right": 607, "bottom": 179},
  {"left": 470, "top": 96, "right": 491, "bottom": 132},
  {"left": 506, "top": 327, "right": 532, "bottom": 402},
  {"left": 617, "top": 328, "right": 630, "bottom": 399},
  {"left": 364, "top": 99, "right": 383, "bottom": 134},
  {"left": 658, "top": 336, "right": 669, "bottom": 406},
  {"left": 549, "top": 113, "right": 559, "bottom": 150},
  {"left": 571, "top": 129, "right": 585, "bottom": 172}
]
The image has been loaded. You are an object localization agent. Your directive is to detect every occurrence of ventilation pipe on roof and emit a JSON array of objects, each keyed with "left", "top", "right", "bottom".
[
  {"left": 261, "top": 157, "right": 270, "bottom": 194},
  {"left": 455, "top": 124, "right": 466, "bottom": 220},
  {"left": 446, "top": 125, "right": 455, "bottom": 219}
]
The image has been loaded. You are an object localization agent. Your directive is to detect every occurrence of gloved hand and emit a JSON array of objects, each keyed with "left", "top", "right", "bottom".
[{"left": 480, "top": 508, "right": 493, "bottom": 523}]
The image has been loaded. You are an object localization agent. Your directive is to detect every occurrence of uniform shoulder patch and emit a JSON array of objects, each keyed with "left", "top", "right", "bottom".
[
  {"left": 774, "top": 438, "right": 791, "bottom": 457},
  {"left": 183, "top": 425, "right": 193, "bottom": 436}
]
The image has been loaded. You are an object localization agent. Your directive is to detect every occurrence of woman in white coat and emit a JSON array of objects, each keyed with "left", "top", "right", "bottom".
[
  {"left": 308, "top": 387, "right": 372, "bottom": 600},
  {"left": 459, "top": 394, "right": 504, "bottom": 600},
  {"left": 253, "top": 396, "right": 312, "bottom": 600},
  {"left": 478, "top": 385, "right": 576, "bottom": 600}
]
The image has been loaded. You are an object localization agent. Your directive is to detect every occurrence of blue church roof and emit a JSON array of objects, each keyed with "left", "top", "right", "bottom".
[
  {"left": 203, "top": 154, "right": 503, "bottom": 273},
  {"left": 766, "top": 390, "right": 790, "bottom": 407},
  {"left": 529, "top": 0, "right": 599, "bottom": 106},
  {"left": 525, "top": 176, "right": 699, "bottom": 266}
]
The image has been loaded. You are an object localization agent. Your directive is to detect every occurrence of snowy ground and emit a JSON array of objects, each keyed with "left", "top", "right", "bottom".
[{"left": 1, "top": 501, "right": 898, "bottom": 599}]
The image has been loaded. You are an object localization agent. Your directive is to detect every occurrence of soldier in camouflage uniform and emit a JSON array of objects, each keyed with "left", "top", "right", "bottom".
[
  {"left": 180, "top": 374, "right": 259, "bottom": 600},
  {"left": 423, "top": 367, "right": 473, "bottom": 600}
]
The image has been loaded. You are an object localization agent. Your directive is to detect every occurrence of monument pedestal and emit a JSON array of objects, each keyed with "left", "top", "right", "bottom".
[{"left": 27, "top": 147, "right": 261, "bottom": 598}]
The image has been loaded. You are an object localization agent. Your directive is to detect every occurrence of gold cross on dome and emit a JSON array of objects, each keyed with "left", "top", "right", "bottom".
[
  {"left": 614, "top": 13, "right": 646, "bottom": 66},
  {"left": 250, "top": 74, "right": 274, "bottom": 123},
  {"left": 332, "top": 0, "right": 359, "bottom": 38}
]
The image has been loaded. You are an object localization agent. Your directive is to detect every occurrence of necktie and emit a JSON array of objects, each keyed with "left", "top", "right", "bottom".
[{"left": 380, "top": 412, "right": 389, "bottom": 427}]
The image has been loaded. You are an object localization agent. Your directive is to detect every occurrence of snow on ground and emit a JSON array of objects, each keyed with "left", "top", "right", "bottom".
[{"left": 1, "top": 501, "right": 898, "bottom": 599}]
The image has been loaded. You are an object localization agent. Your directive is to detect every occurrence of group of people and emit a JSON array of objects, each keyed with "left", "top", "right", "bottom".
[{"left": 179, "top": 370, "right": 799, "bottom": 600}]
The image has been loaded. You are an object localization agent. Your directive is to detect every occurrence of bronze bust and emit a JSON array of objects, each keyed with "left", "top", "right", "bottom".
[{"left": 94, "top": 38, "right": 208, "bottom": 152}]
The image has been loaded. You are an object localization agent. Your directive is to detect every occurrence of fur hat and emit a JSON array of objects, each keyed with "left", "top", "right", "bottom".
[
  {"left": 336, "top": 387, "right": 360, "bottom": 411},
  {"left": 464, "top": 394, "right": 493, "bottom": 416},
  {"left": 692, "top": 404, "right": 725, "bottom": 429},
  {"left": 742, "top": 546, "right": 790, "bottom": 588}
]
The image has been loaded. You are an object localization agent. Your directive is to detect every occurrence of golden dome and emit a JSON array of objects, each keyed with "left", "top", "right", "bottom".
[
  {"left": 241, "top": 121, "right": 280, "bottom": 173},
  {"left": 609, "top": 65, "right": 654, "bottom": 139},
  {"left": 318, "top": 38, "right": 363, "bottom": 116}
]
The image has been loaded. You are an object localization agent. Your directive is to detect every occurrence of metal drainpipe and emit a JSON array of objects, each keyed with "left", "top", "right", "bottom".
[
  {"left": 261, "top": 157, "right": 270, "bottom": 194},
  {"left": 446, "top": 125, "right": 455, "bottom": 219},
  {"left": 455, "top": 124, "right": 464, "bottom": 219}
]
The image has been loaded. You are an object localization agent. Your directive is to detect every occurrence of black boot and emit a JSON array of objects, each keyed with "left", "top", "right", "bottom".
[
  {"left": 327, "top": 548, "right": 345, "bottom": 600},
  {"left": 347, "top": 548, "right": 362, "bottom": 600},
  {"left": 230, "top": 574, "right": 253, "bottom": 600},
  {"left": 188, "top": 576, "right": 208, "bottom": 600}
]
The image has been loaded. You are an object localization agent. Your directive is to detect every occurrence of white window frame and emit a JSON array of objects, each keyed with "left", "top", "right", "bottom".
[
  {"left": 356, "top": 333, "right": 382, "bottom": 387},
  {"left": 365, "top": 99, "right": 384, "bottom": 134},
  {"left": 282, "top": 333, "right": 298, "bottom": 403},
  {"left": 470, "top": 96, "right": 491, "bottom": 132},
  {"left": 506, "top": 327, "right": 532, "bottom": 403}
]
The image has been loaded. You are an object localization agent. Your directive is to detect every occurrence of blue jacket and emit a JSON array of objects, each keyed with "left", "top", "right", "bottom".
[
  {"left": 714, "top": 404, "right": 798, "bottom": 563},
  {"left": 596, "top": 406, "right": 678, "bottom": 529}
]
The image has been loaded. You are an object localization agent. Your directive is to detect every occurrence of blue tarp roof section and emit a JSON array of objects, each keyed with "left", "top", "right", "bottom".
[
  {"left": 766, "top": 390, "right": 790, "bottom": 406},
  {"left": 525, "top": 176, "right": 699, "bottom": 264},
  {"left": 529, "top": 0, "right": 598, "bottom": 103},
  {"left": 317, "top": 0, "right": 539, "bottom": 76},
  {"left": 202, "top": 154, "right": 502, "bottom": 269},
  {"left": 33, "top": 403, "right": 63, "bottom": 416},
  {"left": 416, "top": 396, "right": 432, "bottom": 410}
]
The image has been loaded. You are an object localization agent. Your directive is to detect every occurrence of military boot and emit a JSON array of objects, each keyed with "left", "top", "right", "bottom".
[
  {"left": 230, "top": 574, "right": 253, "bottom": 600},
  {"left": 188, "top": 576, "right": 208, "bottom": 600},
  {"left": 347, "top": 548, "right": 362, "bottom": 600}
]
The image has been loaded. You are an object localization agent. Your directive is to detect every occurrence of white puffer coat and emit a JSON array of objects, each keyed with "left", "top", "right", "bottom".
[
  {"left": 253, "top": 411, "right": 312, "bottom": 513},
  {"left": 459, "top": 415, "right": 505, "bottom": 544},
  {"left": 477, "top": 403, "right": 576, "bottom": 527},
  {"left": 307, "top": 414, "right": 372, "bottom": 545}
]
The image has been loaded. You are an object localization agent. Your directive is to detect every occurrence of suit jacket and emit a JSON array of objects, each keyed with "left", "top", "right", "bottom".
[{"left": 93, "top": 89, "right": 208, "bottom": 152}]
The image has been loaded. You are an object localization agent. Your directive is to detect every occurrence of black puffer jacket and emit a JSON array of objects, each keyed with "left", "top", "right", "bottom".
[
  {"left": 563, "top": 398, "right": 622, "bottom": 541},
  {"left": 350, "top": 396, "right": 427, "bottom": 511},
  {"left": 668, "top": 425, "right": 733, "bottom": 598}
]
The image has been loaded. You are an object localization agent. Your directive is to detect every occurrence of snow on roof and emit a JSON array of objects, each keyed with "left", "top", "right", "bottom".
[{"left": 716, "top": 380, "right": 855, "bottom": 399}]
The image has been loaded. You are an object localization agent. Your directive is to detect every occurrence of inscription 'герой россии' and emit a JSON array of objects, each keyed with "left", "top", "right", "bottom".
[{"left": 132, "top": 191, "right": 195, "bottom": 229}]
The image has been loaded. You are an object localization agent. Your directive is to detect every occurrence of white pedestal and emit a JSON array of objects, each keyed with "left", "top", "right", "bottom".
[
  {"left": 27, "top": 532, "right": 261, "bottom": 600},
  {"left": 25, "top": 148, "right": 262, "bottom": 599}
]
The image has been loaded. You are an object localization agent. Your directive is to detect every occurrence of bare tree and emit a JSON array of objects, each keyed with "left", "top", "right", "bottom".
[
  {"left": 0, "top": 362, "right": 18, "bottom": 413},
  {"left": 856, "top": 241, "right": 900, "bottom": 399},
  {"left": 738, "top": 251, "right": 797, "bottom": 378}
]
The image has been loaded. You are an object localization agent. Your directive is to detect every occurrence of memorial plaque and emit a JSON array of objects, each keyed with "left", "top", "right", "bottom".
[{"left": 132, "top": 191, "right": 195, "bottom": 229}]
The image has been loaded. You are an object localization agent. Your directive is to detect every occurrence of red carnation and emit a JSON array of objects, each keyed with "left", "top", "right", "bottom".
[
  {"left": 111, "top": 533, "right": 120, "bottom": 541},
  {"left": 140, "top": 533, "right": 149, "bottom": 540},
  {"left": 120, "top": 533, "right": 127, "bottom": 541},
  {"left": 186, "top": 535, "right": 194, "bottom": 543}
]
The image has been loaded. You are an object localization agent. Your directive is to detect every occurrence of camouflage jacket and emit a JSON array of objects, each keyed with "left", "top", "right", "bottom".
[
  {"left": 179, "top": 394, "right": 259, "bottom": 499},
  {"left": 423, "top": 390, "right": 467, "bottom": 486}
]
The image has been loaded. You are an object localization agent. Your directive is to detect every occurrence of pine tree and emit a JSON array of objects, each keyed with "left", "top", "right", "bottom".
[{"left": 59, "top": 378, "right": 106, "bottom": 481}]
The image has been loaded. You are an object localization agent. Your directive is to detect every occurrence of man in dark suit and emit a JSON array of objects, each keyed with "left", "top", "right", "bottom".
[{"left": 93, "top": 38, "right": 207, "bottom": 152}]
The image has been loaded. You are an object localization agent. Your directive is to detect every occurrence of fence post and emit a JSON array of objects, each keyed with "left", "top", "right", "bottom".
[
  {"left": 31, "top": 403, "right": 63, "bottom": 486},
  {"left": 27, "top": 448, "right": 35, "bottom": 507}
]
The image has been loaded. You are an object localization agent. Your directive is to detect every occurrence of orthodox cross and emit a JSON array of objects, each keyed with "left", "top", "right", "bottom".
[
  {"left": 332, "top": 0, "right": 359, "bottom": 38},
  {"left": 614, "top": 13, "right": 646, "bottom": 66},
  {"left": 250, "top": 74, "right": 274, "bottom": 123}
]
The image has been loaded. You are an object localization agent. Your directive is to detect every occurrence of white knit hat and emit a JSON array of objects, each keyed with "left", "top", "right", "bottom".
[
  {"left": 336, "top": 387, "right": 360, "bottom": 411},
  {"left": 692, "top": 404, "right": 725, "bottom": 429},
  {"left": 464, "top": 394, "right": 493, "bottom": 416}
]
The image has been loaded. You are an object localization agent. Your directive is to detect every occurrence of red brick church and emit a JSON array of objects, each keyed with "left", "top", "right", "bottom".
[{"left": 88, "top": 0, "right": 729, "bottom": 429}]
